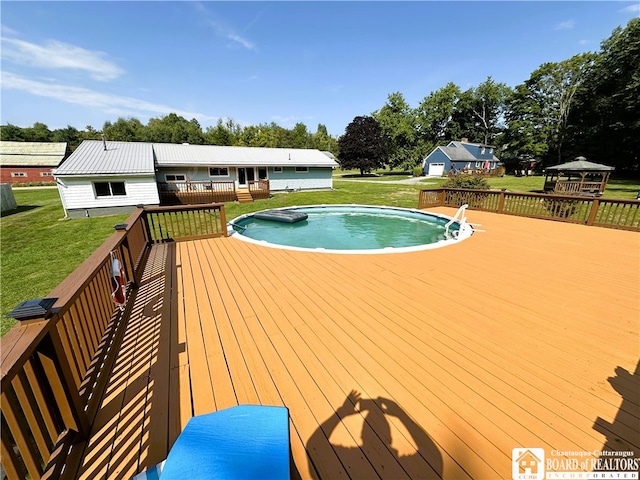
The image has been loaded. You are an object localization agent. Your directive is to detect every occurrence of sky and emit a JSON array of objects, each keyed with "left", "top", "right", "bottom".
[{"left": 1, "top": 1, "right": 638, "bottom": 137}]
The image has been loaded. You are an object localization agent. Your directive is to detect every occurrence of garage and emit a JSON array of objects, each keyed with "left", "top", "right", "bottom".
[{"left": 427, "top": 162, "right": 445, "bottom": 176}]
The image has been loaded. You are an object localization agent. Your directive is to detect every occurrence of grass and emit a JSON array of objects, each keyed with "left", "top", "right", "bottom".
[
  {"left": 1, "top": 189, "right": 129, "bottom": 335},
  {"left": 2, "top": 175, "right": 639, "bottom": 336}
]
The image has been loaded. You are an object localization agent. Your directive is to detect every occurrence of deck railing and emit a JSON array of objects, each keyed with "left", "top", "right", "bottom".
[
  {"left": 418, "top": 188, "right": 640, "bottom": 231},
  {"left": 157, "top": 181, "right": 237, "bottom": 205},
  {"left": 0, "top": 203, "right": 227, "bottom": 480},
  {"left": 248, "top": 179, "right": 270, "bottom": 200}
]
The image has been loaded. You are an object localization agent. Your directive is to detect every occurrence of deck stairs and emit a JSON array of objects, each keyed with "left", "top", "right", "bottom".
[{"left": 236, "top": 188, "right": 254, "bottom": 203}]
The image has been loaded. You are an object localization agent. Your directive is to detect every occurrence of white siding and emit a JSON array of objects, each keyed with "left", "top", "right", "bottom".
[{"left": 57, "top": 175, "right": 159, "bottom": 210}]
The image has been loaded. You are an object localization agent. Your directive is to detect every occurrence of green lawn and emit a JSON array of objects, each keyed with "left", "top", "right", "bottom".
[
  {"left": 2, "top": 177, "right": 638, "bottom": 335},
  {"left": 1, "top": 189, "right": 129, "bottom": 335}
]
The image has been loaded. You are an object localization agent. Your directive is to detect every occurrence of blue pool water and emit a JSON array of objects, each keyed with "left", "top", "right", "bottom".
[{"left": 229, "top": 205, "right": 471, "bottom": 254}]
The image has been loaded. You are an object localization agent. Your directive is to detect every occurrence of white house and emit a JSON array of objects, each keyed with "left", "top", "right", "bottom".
[
  {"left": 54, "top": 140, "right": 338, "bottom": 218},
  {"left": 152, "top": 143, "right": 337, "bottom": 191},
  {"left": 54, "top": 140, "right": 159, "bottom": 218}
]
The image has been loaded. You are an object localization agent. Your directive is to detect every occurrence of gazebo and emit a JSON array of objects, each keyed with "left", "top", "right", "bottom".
[{"left": 543, "top": 156, "right": 614, "bottom": 195}]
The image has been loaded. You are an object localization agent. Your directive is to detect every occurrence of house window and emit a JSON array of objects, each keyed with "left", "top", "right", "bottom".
[
  {"left": 40, "top": 172, "right": 53, "bottom": 177},
  {"left": 489, "top": 148, "right": 494, "bottom": 154},
  {"left": 481, "top": 147, "right": 486, "bottom": 155},
  {"left": 94, "top": 181, "right": 126, "bottom": 197},
  {"left": 11, "top": 172, "right": 27, "bottom": 177},
  {"left": 258, "top": 167, "right": 267, "bottom": 180},
  {"left": 295, "top": 166, "right": 309, "bottom": 173},
  {"left": 209, "top": 167, "right": 229, "bottom": 177},
  {"left": 165, "top": 174, "right": 186, "bottom": 182},
  {"left": 273, "top": 166, "right": 283, "bottom": 173}
]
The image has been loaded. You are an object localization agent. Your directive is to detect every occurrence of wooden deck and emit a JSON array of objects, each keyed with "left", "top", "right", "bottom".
[{"left": 75, "top": 208, "right": 639, "bottom": 479}]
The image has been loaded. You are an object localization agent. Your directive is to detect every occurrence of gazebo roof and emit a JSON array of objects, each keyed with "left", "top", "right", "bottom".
[{"left": 545, "top": 159, "right": 614, "bottom": 172}]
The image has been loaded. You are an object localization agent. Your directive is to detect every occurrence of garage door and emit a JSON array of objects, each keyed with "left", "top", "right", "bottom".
[{"left": 428, "top": 163, "right": 445, "bottom": 176}]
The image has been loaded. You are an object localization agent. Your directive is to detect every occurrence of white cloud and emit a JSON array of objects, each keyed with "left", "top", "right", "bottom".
[
  {"left": 619, "top": 3, "right": 640, "bottom": 14},
  {"left": 555, "top": 20, "right": 575, "bottom": 31},
  {"left": 205, "top": 19, "right": 257, "bottom": 51},
  {"left": 192, "top": 3, "right": 257, "bottom": 51},
  {"left": 1, "top": 24, "right": 18, "bottom": 36},
  {"left": 1, "top": 71, "right": 216, "bottom": 122},
  {"left": 0, "top": 37, "right": 124, "bottom": 81}
]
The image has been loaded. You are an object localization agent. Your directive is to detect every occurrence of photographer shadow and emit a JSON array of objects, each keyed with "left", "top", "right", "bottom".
[{"left": 307, "top": 390, "right": 443, "bottom": 479}]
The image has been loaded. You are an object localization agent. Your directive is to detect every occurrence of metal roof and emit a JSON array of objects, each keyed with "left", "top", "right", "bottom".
[
  {"left": 54, "top": 141, "right": 338, "bottom": 176},
  {"left": 544, "top": 160, "right": 615, "bottom": 172},
  {"left": 54, "top": 140, "right": 155, "bottom": 176},
  {"left": 0, "top": 141, "right": 68, "bottom": 167},
  {"left": 152, "top": 143, "right": 339, "bottom": 168}
]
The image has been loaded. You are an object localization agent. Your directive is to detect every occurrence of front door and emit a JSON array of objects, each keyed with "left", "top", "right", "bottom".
[{"left": 237, "top": 167, "right": 255, "bottom": 187}]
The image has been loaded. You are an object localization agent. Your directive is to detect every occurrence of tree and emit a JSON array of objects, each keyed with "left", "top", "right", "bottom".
[
  {"left": 414, "top": 82, "right": 461, "bottom": 155},
  {"left": 502, "top": 84, "right": 550, "bottom": 160},
  {"left": 523, "top": 54, "right": 594, "bottom": 164},
  {"left": 103, "top": 117, "right": 145, "bottom": 141},
  {"left": 52, "top": 125, "right": 80, "bottom": 144},
  {"left": 205, "top": 118, "right": 242, "bottom": 145},
  {"left": 145, "top": 113, "right": 204, "bottom": 144},
  {"left": 289, "top": 122, "right": 311, "bottom": 149},
  {"left": 25, "top": 122, "right": 52, "bottom": 142},
  {"left": 373, "top": 92, "right": 418, "bottom": 171},
  {"left": 569, "top": 19, "right": 640, "bottom": 171},
  {"left": 447, "top": 77, "right": 511, "bottom": 145},
  {"left": 0, "top": 123, "right": 25, "bottom": 141},
  {"left": 310, "top": 124, "right": 338, "bottom": 153},
  {"left": 337, "top": 116, "right": 387, "bottom": 174}
]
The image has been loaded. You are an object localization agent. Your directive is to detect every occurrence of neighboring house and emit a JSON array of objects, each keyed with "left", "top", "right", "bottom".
[
  {"left": 0, "top": 141, "right": 70, "bottom": 184},
  {"left": 54, "top": 140, "right": 338, "bottom": 218},
  {"left": 422, "top": 140, "right": 500, "bottom": 176}
]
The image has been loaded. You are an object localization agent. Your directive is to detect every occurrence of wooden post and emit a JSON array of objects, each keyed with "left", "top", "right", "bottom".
[
  {"left": 498, "top": 190, "right": 506, "bottom": 214},
  {"left": 587, "top": 197, "right": 600, "bottom": 226}
]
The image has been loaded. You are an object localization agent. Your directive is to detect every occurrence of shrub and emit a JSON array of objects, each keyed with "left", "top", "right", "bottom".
[
  {"left": 443, "top": 173, "right": 490, "bottom": 190},
  {"left": 412, "top": 166, "right": 424, "bottom": 177}
]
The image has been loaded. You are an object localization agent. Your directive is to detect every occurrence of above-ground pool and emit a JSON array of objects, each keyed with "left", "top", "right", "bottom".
[{"left": 229, "top": 205, "right": 473, "bottom": 254}]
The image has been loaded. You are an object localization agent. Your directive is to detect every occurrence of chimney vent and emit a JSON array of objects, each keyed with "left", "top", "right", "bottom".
[{"left": 101, "top": 134, "right": 107, "bottom": 151}]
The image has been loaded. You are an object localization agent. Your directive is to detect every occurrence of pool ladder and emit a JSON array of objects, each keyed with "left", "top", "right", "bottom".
[{"left": 445, "top": 204, "right": 473, "bottom": 239}]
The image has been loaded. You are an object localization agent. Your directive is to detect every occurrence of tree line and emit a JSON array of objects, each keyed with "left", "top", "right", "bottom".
[
  {"left": 0, "top": 115, "right": 339, "bottom": 156},
  {"left": 361, "top": 18, "right": 638, "bottom": 174},
  {"left": 1, "top": 19, "right": 637, "bottom": 174}
]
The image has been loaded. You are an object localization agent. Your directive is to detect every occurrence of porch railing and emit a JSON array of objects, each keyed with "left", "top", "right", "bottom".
[
  {"left": 0, "top": 203, "right": 227, "bottom": 479},
  {"left": 418, "top": 188, "right": 640, "bottom": 231},
  {"left": 248, "top": 179, "right": 270, "bottom": 200},
  {"left": 157, "top": 181, "right": 236, "bottom": 205}
]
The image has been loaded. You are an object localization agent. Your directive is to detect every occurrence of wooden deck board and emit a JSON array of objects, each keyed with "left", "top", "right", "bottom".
[{"left": 79, "top": 208, "right": 639, "bottom": 479}]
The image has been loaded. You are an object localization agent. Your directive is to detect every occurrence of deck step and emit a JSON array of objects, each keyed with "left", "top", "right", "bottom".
[{"left": 236, "top": 189, "right": 254, "bottom": 203}]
